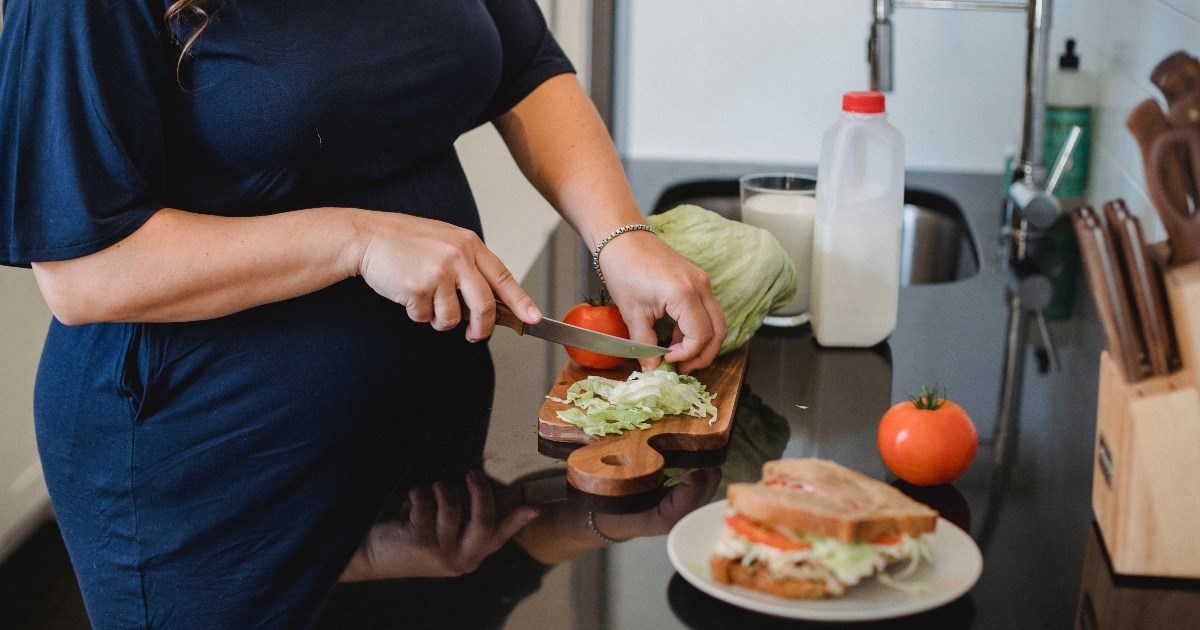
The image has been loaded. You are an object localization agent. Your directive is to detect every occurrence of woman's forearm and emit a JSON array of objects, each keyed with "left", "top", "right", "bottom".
[
  {"left": 32, "top": 206, "right": 367, "bottom": 325},
  {"left": 493, "top": 73, "right": 646, "bottom": 250},
  {"left": 494, "top": 73, "right": 725, "bottom": 372}
]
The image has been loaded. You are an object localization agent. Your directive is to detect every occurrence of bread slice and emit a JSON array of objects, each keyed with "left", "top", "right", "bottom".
[
  {"left": 726, "top": 459, "right": 938, "bottom": 542},
  {"left": 709, "top": 556, "right": 836, "bottom": 599}
]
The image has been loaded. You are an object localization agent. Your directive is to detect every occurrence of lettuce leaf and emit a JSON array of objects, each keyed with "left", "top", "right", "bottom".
[{"left": 648, "top": 204, "right": 797, "bottom": 354}]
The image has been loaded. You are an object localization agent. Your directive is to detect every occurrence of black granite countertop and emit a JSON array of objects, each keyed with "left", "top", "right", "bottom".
[{"left": 316, "top": 162, "right": 1200, "bottom": 630}]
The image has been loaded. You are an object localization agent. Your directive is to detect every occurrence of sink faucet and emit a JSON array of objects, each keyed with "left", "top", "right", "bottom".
[
  {"left": 868, "top": 0, "right": 1057, "bottom": 240},
  {"left": 869, "top": 0, "right": 1080, "bottom": 510},
  {"left": 870, "top": 0, "right": 1052, "bottom": 178}
]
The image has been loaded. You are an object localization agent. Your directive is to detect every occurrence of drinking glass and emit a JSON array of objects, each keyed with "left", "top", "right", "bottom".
[{"left": 739, "top": 173, "right": 817, "bottom": 327}]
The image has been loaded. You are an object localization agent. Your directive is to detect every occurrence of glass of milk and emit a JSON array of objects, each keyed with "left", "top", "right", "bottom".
[{"left": 738, "top": 173, "right": 817, "bottom": 327}]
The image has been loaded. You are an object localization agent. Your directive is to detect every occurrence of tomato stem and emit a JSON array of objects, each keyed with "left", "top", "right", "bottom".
[
  {"left": 908, "top": 384, "right": 945, "bottom": 410},
  {"left": 577, "top": 290, "right": 614, "bottom": 307}
]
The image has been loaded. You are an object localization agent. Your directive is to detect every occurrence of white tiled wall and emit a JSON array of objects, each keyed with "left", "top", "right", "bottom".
[
  {"left": 1086, "top": 0, "right": 1200, "bottom": 242},
  {"left": 617, "top": 0, "right": 1197, "bottom": 241}
]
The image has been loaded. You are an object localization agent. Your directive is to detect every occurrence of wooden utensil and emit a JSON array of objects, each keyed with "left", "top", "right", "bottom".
[
  {"left": 538, "top": 345, "right": 750, "bottom": 496},
  {"left": 1151, "top": 50, "right": 1200, "bottom": 129},
  {"left": 1128, "top": 100, "right": 1200, "bottom": 266},
  {"left": 1102, "top": 200, "right": 1178, "bottom": 377},
  {"left": 1148, "top": 126, "right": 1200, "bottom": 265}
]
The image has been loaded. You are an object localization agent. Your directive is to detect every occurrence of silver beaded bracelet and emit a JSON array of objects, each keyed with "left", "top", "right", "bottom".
[
  {"left": 587, "top": 510, "right": 629, "bottom": 545},
  {"left": 591, "top": 224, "right": 657, "bottom": 287}
]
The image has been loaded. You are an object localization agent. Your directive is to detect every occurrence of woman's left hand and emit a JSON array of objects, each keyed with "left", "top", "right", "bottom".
[
  {"left": 597, "top": 230, "right": 726, "bottom": 373},
  {"left": 340, "top": 470, "right": 539, "bottom": 581}
]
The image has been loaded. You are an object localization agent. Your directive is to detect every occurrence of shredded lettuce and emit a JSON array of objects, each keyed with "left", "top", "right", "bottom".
[
  {"left": 807, "top": 536, "right": 887, "bottom": 586},
  {"left": 805, "top": 533, "right": 932, "bottom": 593},
  {"left": 549, "top": 365, "right": 718, "bottom": 436},
  {"left": 663, "top": 468, "right": 698, "bottom": 487}
]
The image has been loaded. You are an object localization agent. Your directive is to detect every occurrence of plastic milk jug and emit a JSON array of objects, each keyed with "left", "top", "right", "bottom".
[{"left": 810, "top": 91, "right": 905, "bottom": 347}]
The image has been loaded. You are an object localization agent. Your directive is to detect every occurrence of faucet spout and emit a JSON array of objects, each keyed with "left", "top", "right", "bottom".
[
  {"left": 869, "top": 0, "right": 894, "bottom": 92},
  {"left": 1015, "top": 0, "right": 1054, "bottom": 189}
]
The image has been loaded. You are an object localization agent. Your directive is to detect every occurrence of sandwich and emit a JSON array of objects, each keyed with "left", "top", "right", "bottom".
[{"left": 709, "top": 458, "right": 938, "bottom": 599}]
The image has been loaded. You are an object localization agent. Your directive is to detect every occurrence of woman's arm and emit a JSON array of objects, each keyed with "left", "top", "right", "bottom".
[
  {"left": 494, "top": 74, "right": 726, "bottom": 372},
  {"left": 31, "top": 206, "right": 540, "bottom": 338}
]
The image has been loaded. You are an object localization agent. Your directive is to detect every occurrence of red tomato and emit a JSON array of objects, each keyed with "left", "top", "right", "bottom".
[
  {"left": 562, "top": 300, "right": 630, "bottom": 370},
  {"left": 724, "top": 513, "right": 811, "bottom": 550},
  {"left": 877, "top": 386, "right": 978, "bottom": 486}
]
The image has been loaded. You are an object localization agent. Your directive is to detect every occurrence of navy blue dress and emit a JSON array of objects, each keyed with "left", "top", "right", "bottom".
[{"left": 0, "top": 1, "right": 572, "bottom": 626}]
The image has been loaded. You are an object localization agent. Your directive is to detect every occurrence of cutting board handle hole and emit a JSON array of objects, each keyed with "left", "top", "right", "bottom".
[{"left": 600, "top": 454, "right": 632, "bottom": 467}]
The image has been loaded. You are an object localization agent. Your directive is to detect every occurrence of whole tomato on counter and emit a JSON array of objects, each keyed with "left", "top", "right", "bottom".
[
  {"left": 877, "top": 385, "right": 978, "bottom": 486},
  {"left": 562, "top": 295, "right": 631, "bottom": 370}
]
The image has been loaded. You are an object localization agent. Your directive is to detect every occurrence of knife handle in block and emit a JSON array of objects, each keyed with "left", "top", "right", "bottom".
[
  {"left": 1073, "top": 206, "right": 1148, "bottom": 383},
  {"left": 1103, "top": 200, "right": 1177, "bottom": 377}
]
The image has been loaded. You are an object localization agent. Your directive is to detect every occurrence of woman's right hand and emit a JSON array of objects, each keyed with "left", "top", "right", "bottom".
[{"left": 354, "top": 211, "right": 542, "bottom": 341}]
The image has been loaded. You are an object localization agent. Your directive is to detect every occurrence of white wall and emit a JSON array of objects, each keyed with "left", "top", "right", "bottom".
[
  {"left": 1084, "top": 0, "right": 1199, "bottom": 243},
  {"left": 618, "top": 0, "right": 1030, "bottom": 173},
  {"left": 616, "top": 0, "right": 1193, "bottom": 241},
  {"left": 0, "top": 268, "right": 52, "bottom": 561}
]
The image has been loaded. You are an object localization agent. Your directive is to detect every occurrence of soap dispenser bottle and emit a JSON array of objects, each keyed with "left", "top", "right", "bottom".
[
  {"left": 1041, "top": 38, "right": 1094, "bottom": 320},
  {"left": 810, "top": 91, "right": 905, "bottom": 348},
  {"left": 1045, "top": 38, "right": 1094, "bottom": 201}
]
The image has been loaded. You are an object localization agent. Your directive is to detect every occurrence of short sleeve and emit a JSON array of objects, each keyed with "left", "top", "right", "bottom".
[
  {"left": 0, "top": 1, "right": 172, "bottom": 267},
  {"left": 476, "top": 0, "right": 576, "bottom": 125}
]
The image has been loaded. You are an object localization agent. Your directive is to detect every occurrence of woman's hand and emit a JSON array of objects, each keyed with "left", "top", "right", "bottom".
[
  {"left": 354, "top": 211, "right": 542, "bottom": 341},
  {"left": 340, "top": 470, "right": 539, "bottom": 581},
  {"left": 591, "top": 467, "right": 722, "bottom": 540},
  {"left": 597, "top": 231, "right": 726, "bottom": 373},
  {"left": 513, "top": 467, "right": 721, "bottom": 565}
]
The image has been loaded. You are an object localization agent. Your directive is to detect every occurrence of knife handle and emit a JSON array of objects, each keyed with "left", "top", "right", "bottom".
[
  {"left": 494, "top": 302, "right": 526, "bottom": 335},
  {"left": 458, "top": 296, "right": 527, "bottom": 335},
  {"left": 1103, "top": 200, "right": 1178, "bottom": 377},
  {"left": 1072, "top": 206, "right": 1148, "bottom": 383}
]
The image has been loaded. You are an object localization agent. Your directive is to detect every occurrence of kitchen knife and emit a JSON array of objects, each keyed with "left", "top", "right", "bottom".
[
  {"left": 1072, "top": 206, "right": 1149, "bottom": 383},
  {"left": 494, "top": 302, "right": 668, "bottom": 359},
  {"left": 1102, "top": 200, "right": 1177, "bottom": 377}
]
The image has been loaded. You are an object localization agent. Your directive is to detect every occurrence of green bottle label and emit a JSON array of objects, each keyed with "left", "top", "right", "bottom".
[{"left": 1045, "top": 106, "right": 1091, "bottom": 199}]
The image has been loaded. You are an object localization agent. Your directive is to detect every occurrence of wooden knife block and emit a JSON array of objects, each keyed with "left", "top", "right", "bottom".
[{"left": 1092, "top": 261, "right": 1200, "bottom": 578}]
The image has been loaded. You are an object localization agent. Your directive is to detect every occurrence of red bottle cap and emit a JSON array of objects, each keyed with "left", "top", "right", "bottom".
[{"left": 842, "top": 91, "right": 886, "bottom": 114}]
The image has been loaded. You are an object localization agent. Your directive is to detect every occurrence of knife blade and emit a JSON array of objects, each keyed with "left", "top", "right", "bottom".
[
  {"left": 494, "top": 302, "right": 668, "bottom": 360},
  {"left": 1072, "top": 205, "right": 1149, "bottom": 382},
  {"left": 1102, "top": 200, "right": 1178, "bottom": 377}
]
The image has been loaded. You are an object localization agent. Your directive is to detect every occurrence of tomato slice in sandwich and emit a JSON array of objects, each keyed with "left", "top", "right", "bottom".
[
  {"left": 724, "top": 513, "right": 811, "bottom": 551},
  {"left": 725, "top": 513, "right": 907, "bottom": 550},
  {"left": 871, "top": 533, "right": 904, "bottom": 546}
]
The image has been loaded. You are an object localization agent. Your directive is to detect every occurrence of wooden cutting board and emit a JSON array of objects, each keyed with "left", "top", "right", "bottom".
[{"left": 537, "top": 345, "right": 750, "bottom": 496}]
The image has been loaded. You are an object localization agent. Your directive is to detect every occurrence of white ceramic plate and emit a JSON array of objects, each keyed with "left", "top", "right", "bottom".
[{"left": 667, "top": 500, "right": 982, "bottom": 622}]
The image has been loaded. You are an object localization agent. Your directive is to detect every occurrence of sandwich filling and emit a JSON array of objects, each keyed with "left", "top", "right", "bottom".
[{"left": 712, "top": 511, "right": 930, "bottom": 596}]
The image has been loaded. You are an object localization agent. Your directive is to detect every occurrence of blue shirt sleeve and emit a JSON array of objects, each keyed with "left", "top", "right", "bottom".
[
  {"left": 476, "top": 0, "right": 577, "bottom": 125},
  {"left": 0, "top": 1, "right": 172, "bottom": 267}
]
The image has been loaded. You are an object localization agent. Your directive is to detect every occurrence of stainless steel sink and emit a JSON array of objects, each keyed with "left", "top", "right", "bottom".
[{"left": 651, "top": 180, "right": 979, "bottom": 286}]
